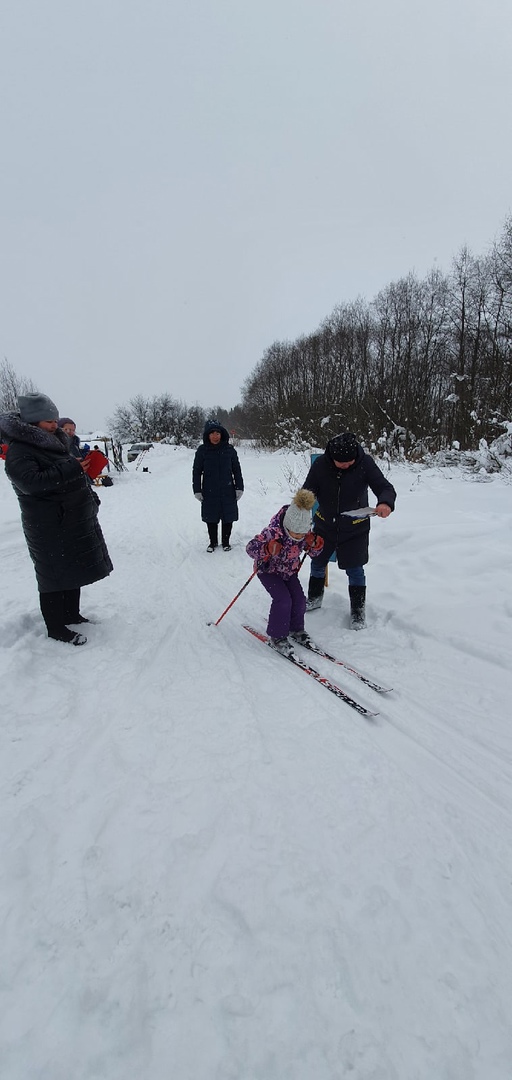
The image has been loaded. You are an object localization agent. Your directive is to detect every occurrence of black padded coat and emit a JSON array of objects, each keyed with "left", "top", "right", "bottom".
[
  {"left": 192, "top": 422, "right": 244, "bottom": 524},
  {"left": 1, "top": 415, "right": 113, "bottom": 593},
  {"left": 303, "top": 443, "right": 396, "bottom": 568}
]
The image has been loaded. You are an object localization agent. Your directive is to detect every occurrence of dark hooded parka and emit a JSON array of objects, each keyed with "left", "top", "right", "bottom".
[
  {"left": 192, "top": 421, "right": 244, "bottom": 523},
  {"left": 1, "top": 414, "right": 113, "bottom": 592},
  {"left": 303, "top": 440, "right": 396, "bottom": 568}
]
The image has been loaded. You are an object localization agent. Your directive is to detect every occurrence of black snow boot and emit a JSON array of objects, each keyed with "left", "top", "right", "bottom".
[
  {"left": 349, "top": 585, "right": 366, "bottom": 629},
  {"left": 49, "top": 628, "right": 87, "bottom": 646},
  {"left": 63, "top": 589, "right": 90, "bottom": 624},
  {"left": 207, "top": 523, "right": 218, "bottom": 551},
  {"left": 221, "top": 523, "right": 232, "bottom": 551},
  {"left": 306, "top": 574, "right": 325, "bottom": 611}
]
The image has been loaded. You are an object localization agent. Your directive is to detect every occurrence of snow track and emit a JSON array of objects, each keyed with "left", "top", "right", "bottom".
[{"left": 1, "top": 447, "right": 512, "bottom": 1079}]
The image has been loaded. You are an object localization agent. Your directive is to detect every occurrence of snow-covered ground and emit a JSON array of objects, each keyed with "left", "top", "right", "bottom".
[{"left": 1, "top": 444, "right": 511, "bottom": 1080}]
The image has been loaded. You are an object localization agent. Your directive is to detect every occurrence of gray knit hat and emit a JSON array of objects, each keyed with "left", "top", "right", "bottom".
[
  {"left": 18, "top": 393, "right": 59, "bottom": 423},
  {"left": 283, "top": 488, "right": 315, "bottom": 535}
]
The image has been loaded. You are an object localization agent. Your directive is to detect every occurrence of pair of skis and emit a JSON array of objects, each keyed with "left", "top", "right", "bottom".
[{"left": 244, "top": 625, "right": 392, "bottom": 718}]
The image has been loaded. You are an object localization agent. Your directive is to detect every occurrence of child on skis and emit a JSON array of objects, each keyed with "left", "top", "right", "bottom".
[{"left": 246, "top": 489, "right": 324, "bottom": 656}]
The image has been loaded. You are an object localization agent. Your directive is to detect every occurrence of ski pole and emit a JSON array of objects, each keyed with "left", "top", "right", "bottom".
[
  {"left": 208, "top": 552, "right": 309, "bottom": 628},
  {"left": 107, "top": 456, "right": 126, "bottom": 472},
  {"left": 208, "top": 568, "right": 259, "bottom": 626}
]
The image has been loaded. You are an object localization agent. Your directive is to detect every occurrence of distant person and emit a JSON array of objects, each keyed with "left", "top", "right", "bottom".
[
  {"left": 192, "top": 420, "right": 244, "bottom": 551},
  {"left": 0, "top": 393, "right": 113, "bottom": 645},
  {"left": 246, "top": 489, "right": 324, "bottom": 656},
  {"left": 59, "top": 417, "right": 84, "bottom": 461},
  {"left": 302, "top": 432, "right": 396, "bottom": 628}
]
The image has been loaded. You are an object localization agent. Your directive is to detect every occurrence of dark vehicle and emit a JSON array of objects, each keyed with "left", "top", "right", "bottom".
[{"left": 127, "top": 442, "right": 154, "bottom": 463}]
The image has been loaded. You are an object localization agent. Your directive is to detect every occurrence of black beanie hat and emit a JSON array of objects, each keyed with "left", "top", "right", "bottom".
[{"left": 327, "top": 432, "right": 358, "bottom": 462}]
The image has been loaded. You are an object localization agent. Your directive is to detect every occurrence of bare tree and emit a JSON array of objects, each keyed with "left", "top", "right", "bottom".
[
  {"left": 0, "top": 358, "right": 38, "bottom": 412},
  {"left": 108, "top": 394, "right": 206, "bottom": 445}
]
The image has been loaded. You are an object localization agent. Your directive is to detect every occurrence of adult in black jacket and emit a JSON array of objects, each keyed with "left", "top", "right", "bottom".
[
  {"left": 302, "top": 432, "right": 396, "bottom": 627},
  {"left": 1, "top": 393, "right": 113, "bottom": 645},
  {"left": 192, "top": 420, "right": 244, "bottom": 551}
]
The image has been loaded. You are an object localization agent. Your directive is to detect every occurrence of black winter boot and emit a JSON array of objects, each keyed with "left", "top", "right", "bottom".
[
  {"left": 63, "top": 588, "right": 83, "bottom": 624},
  {"left": 306, "top": 574, "right": 325, "bottom": 611},
  {"left": 349, "top": 585, "right": 366, "bottom": 629},
  {"left": 40, "top": 591, "right": 87, "bottom": 642},
  {"left": 221, "top": 523, "right": 232, "bottom": 551},
  {"left": 207, "top": 523, "right": 218, "bottom": 551}
]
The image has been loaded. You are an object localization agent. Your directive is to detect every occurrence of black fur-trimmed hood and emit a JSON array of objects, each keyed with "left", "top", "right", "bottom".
[
  {"left": 0, "top": 413, "right": 69, "bottom": 454},
  {"left": 202, "top": 420, "right": 230, "bottom": 444}
]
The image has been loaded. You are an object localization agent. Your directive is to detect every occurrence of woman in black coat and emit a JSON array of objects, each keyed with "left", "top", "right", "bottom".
[
  {"left": 192, "top": 420, "right": 244, "bottom": 551},
  {"left": 1, "top": 393, "right": 113, "bottom": 645},
  {"left": 303, "top": 431, "right": 396, "bottom": 627}
]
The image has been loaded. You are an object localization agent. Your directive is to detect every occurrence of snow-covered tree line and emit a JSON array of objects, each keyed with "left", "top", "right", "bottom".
[
  {"left": 3, "top": 218, "right": 511, "bottom": 461},
  {"left": 107, "top": 396, "right": 247, "bottom": 446},
  {"left": 108, "top": 395, "right": 206, "bottom": 446},
  {"left": 241, "top": 218, "right": 512, "bottom": 456}
]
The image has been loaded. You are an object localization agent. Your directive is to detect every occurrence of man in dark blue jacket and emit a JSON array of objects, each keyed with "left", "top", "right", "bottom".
[{"left": 302, "top": 432, "right": 396, "bottom": 627}]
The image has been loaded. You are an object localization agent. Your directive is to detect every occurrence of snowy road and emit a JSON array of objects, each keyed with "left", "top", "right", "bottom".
[{"left": 1, "top": 445, "right": 511, "bottom": 1079}]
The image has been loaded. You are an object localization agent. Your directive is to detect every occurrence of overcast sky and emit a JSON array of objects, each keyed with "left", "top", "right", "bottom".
[{"left": 1, "top": 0, "right": 511, "bottom": 431}]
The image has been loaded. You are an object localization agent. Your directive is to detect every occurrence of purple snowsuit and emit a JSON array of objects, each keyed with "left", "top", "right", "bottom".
[{"left": 246, "top": 505, "right": 324, "bottom": 639}]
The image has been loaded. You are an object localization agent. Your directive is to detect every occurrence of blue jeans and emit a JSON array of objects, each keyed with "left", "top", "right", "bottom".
[{"left": 310, "top": 558, "right": 366, "bottom": 587}]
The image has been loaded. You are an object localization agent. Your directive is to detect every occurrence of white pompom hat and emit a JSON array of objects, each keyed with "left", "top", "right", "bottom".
[{"left": 283, "top": 488, "right": 315, "bottom": 534}]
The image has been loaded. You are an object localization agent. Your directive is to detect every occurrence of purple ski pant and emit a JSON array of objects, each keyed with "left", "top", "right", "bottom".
[{"left": 258, "top": 571, "right": 307, "bottom": 639}]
